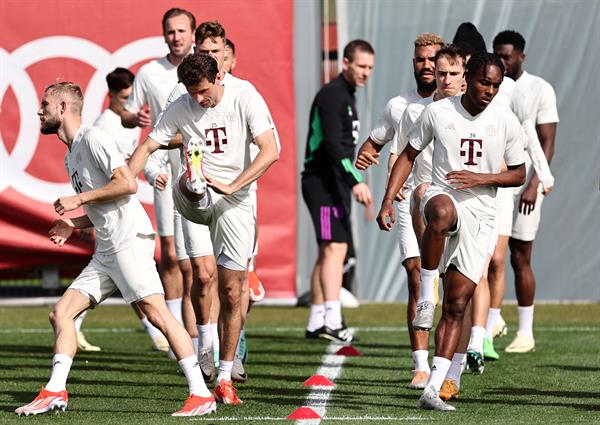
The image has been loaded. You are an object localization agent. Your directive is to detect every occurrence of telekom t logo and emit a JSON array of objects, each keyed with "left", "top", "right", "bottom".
[
  {"left": 460, "top": 138, "right": 483, "bottom": 166},
  {"left": 205, "top": 127, "right": 227, "bottom": 153}
]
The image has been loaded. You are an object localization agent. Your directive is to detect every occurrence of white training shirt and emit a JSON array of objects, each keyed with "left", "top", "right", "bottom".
[
  {"left": 408, "top": 96, "right": 526, "bottom": 224},
  {"left": 370, "top": 88, "right": 423, "bottom": 145},
  {"left": 65, "top": 125, "right": 154, "bottom": 254},
  {"left": 93, "top": 108, "right": 139, "bottom": 160},
  {"left": 149, "top": 85, "right": 275, "bottom": 204}
]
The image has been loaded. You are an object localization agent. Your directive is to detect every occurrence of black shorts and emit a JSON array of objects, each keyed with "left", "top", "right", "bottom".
[{"left": 301, "top": 173, "right": 351, "bottom": 243}]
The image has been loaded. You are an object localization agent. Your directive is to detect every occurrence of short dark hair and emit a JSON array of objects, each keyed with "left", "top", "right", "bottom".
[
  {"left": 162, "top": 8, "right": 196, "bottom": 33},
  {"left": 195, "top": 21, "right": 226, "bottom": 45},
  {"left": 177, "top": 53, "right": 219, "bottom": 86},
  {"left": 106, "top": 67, "right": 134, "bottom": 92},
  {"left": 343, "top": 39, "right": 375, "bottom": 62},
  {"left": 453, "top": 22, "right": 487, "bottom": 56},
  {"left": 466, "top": 52, "right": 505, "bottom": 78},
  {"left": 226, "top": 38, "right": 236, "bottom": 56},
  {"left": 493, "top": 30, "right": 526, "bottom": 52},
  {"left": 435, "top": 44, "right": 466, "bottom": 68}
]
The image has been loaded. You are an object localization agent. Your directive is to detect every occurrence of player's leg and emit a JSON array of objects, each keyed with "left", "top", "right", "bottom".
[
  {"left": 174, "top": 212, "right": 198, "bottom": 347},
  {"left": 411, "top": 182, "right": 430, "bottom": 245},
  {"left": 485, "top": 234, "right": 509, "bottom": 358},
  {"left": 131, "top": 302, "right": 169, "bottom": 351},
  {"left": 414, "top": 192, "right": 457, "bottom": 330}
]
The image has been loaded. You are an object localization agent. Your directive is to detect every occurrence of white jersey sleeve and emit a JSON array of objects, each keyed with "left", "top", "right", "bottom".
[
  {"left": 144, "top": 150, "right": 168, "bottom": 185},
  {"left": 523, "top": 121, "right": 554, "bottom": 189},
  {"left": 503, "top": 111, "right": 527, "bottom": 167},
  {"left": 148, "top": 98, "right": 185, "bottom": 146},
  {"left": 407, "top": 104, "right": 435, "bottom": 152},
  {"left": 87, "top": 128, "right": 127, "bottom": 177},
  {"left": 243, "top": 89, "right": 278, "bottom": 150},
  {"left": 536, "top": 81, "right": 559, "bottom": 124},
  {"left": 164, "top": 82, "right": 187, "bottom": 109}
]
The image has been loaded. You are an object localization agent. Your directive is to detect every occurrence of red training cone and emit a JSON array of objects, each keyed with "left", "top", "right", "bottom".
[
  {"left": 335, "top": 345, "right": 363, "bottom": 356},
  {"left": 303, "top": 374, "right": 335, "bottom": 387},
  {"left": 287, "top": 407, "right": 321, "bottom": 420}
]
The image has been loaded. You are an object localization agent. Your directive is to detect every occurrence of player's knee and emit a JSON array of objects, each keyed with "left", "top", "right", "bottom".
[
  {"left": 424, "top": 203, "right": 454, "bottom": 233},
  {"left": 145, "top": 309, "right": 167, "bottom": 333},
  {"left": 219, "top": 283, "right": 242, "bottom": 310},
  {"left": 446, "top": 297, "right": 469, "bottom": 320}
]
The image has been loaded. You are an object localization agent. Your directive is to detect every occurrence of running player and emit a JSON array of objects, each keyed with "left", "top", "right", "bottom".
[
  {"left": 354, "top": 32, "right": 444, "bottom": 388},
  {"left": 377, "top": 53, "right": 526, "bottom": 411},
  {"left": 493, "top": 30, "right": 559, "bottom": 353},
  {"left": 121, "top": 8, "right": 196, "bottom": 352},
  {"left": 15, "top": 82, "right": 215, "bottom": 417},
  {"left": 129, "top": 53, "right": 279, "bottom": 405}
]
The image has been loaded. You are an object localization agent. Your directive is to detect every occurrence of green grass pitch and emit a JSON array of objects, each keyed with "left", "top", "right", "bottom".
[{"left": 1, "top": 304, "right": 599, "bottom": 424}]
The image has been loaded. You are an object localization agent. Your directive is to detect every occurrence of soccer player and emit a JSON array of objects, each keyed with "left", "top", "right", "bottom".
[
  {"left": 354, "top": 32, "right": 444, "bottom": 388},
  {"left": 493, "top": 30, "right": 559, "bottom": 353},
  {"left": 129, "top": 53, "right": 279, "bottom": 405},
  {"left": 302, "top": 40, "right": 375, "bottom": 343},
  {"left": 377, "top": 53, "right": 526, "bottom": 411},
  {"left": 223, "top": 38, "right": 236, "bottom": 74},
  {"left": 121, "top": 8, "right": 196, "bottom": 350},
  {"left": 15, "top": 82, "right": 215, "bottom": 417}
]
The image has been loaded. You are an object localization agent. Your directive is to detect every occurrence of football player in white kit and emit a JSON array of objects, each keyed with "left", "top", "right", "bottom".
[
  {"left": 354, "top": 32, "right": 444, "bottom": 390},
  {"left": 15, "top": 82, "right": 216, "bottom": 417},
  {"left": 377, "top": 54, "right": 526, "bottom": 411},
  {"left": 493, "top": 30, "right": 559, "bottom": 354},
  {"left": 121, "top": 8, "right": 196, "bottom": 352},
  {"left": 129, "top": 53, "right": 279, "bottom": 405}
]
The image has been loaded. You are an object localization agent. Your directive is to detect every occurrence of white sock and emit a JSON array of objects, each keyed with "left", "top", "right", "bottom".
[
  {"left": 418, "top": 268, "right": 438, "bottom": 304},
  {"left": 178, "top": 355, "right": 211, "bottom": 397},
  {"left": 74, "top": 310, "right": 87, "bottom": 332},
  {"left": 412, "top": 350, "right": 430, "bottom": 373},
  {"left": 427, "top": 356, "right": 452, "bottom": 393},
  {"left": 191, "top": 337, "right": 199, "bottom": 355},
  {"left": 445, "top": 352, "right": 466, "bottom": 387},
  {"left": 485, "top": 308, "right": 501, "bottom": 338},
  {"left": 141, "top": 317, "right": 163, "bottom": 339},
  {"left": 468, "top": 326, "right": 486, "bottom": 354},
  {"left": 217, "top": 360, "right": 233, "bottom": 384},
  {"left": 324, "top": 300, "right": 342, "bottom": 329},
  {"left": 307, "top": 304, "right": 325, "bottom": 331},
  {"left": 210, "top": 323, "right": 220, "bottom": 355},
  {"left": 166, "top": 298, "right": 184, "bottom": 325},
  {"left": 45, "top": 354, "right": 73, "bottom": 392},
  {"left": 518, "top": 305, "right": 534, "bottom": 338},
  {"left": 197, "top": 323, "right": 212, "bottom": 352}
]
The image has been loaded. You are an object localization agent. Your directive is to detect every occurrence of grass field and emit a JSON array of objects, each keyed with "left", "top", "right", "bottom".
[{"left": 1, "top": 304, "right": 599, "bottom": 424}]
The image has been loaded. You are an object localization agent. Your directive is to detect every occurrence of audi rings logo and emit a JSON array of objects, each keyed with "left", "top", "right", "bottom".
[{"left": 0, "top": 35, "right": 167, "bottom": 204}]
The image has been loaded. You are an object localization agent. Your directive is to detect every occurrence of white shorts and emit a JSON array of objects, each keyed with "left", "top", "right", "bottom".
[
  {"left": 421, "top": 186, "right": 494, "bottom": 285},
  {"left": 173, "top": 183, "right": 252, "bottom": 270},
  {"left": 511, "top": 183, "right": 545, "bottom": 242},
  {"left": 154, "top": 185, "right": 174, "bottom": 237},
  {"left": 181, "top": 216, "right": 214, "bottom": 259},
  {"left": 249, "top": 188, "right": 258, "bottom": 259},
  {"left": 495, "top": 187, "right": 514, "bottom": 237},
  {"left": 70, "top": 234, "right": 164, "bottom": 305},
  {"left": 396, "top": 191, "right": 420, "bottom": 263},
  {"left": 173, "top": 210, "right": 189, "bottom": 262}
]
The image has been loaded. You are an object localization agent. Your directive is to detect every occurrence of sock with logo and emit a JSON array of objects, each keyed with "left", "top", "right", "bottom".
[
  {"left": 179, "top": 355, "right": 211, "bottom": 397},
  {"left": 45, "top": 354, "right": 73, "bottom": 392}
]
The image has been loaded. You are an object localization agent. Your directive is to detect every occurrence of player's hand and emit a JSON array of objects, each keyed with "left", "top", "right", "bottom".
[
  {"left": 355, "top": 140, "right": 381, "bottom": 170},
  {"left": 48, "top": 218, "right": 75, "bottom": 247},
  {"left": 135, "top": 108, "right": 152, "bottom": 128},
  {"left": 445, "top": 170, "right": 484, "bottom": 190},
  {"left": 519, "top": 182, "right": 538, "bottom": 215},
  {"left": 541, "top": 184, "right": 553, "bottom": 196},
  {"left": 54, "top": 195, "right": 82, "bottom": 215},
  {"left": 376, "top": 199, "right": 395, "bottom": 231},
  {"left": 206, "top": 176, "right": 235, "bottom": 195},
  {"left": 154, "top": 173, "right": 169, "bottom": 191},
  {"left": 352, "top": 182, "right": 372, "bottom": 206},
  {"left": 394, "top": 183, "right": 411, "bottom": 202}
]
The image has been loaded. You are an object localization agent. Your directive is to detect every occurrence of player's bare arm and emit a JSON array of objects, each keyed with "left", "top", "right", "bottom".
[
  {"left": 54, "top": 166, "right": 137, "bottom": 215},
  {"left": 520, "top": 122, "right": 556, "bottom": 214},
  {"left": 121, "top": 108, "right": 152, "bottom": 128},
  {"left": 376, "top": 144, "right": 419, "bottom": 231},
  {"left": 355, "top": 137, "right": 383, "bottom": 170},
  {"left": 128, "top": 137, "right": 163, "bottom": 177},
  {"left": 445, "top": 163, "right": 525, "bottom": 190},
  {"left": 206, "top": 129, "right": 279, "bottom": 195},
  {"left": 49, "top": 216, "right": 94, "bottom": 247}
]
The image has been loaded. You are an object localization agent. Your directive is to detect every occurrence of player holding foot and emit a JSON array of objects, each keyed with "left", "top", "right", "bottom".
[
  {"left": 129, "top": 53, "right": 279, "bottom": 405},
  {"left": 377, "top": 53, "right": 526, "bottom": 411},
  {"left": 15, "top": 82, "right": 215, "bottom": 417}
]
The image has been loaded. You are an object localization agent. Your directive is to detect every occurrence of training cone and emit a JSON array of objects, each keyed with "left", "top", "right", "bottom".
[
  {"left": 287, "top": 407, "right": 321, "bottom": 420},
  {"left": 303, "top": 374, "right": 335, "bottom": 387},
  {"left": 335, "top": 345, "right": 363, "bottom": 356}
]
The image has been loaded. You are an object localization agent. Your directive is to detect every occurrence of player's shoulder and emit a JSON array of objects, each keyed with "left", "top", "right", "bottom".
[
  {"left": 428, "top": 95, "right": 457, "bottom": 114},
  {"left": 517, "top": 70, "right": 555, "bottom": 92},
  {"left": 404, "top": 96, "right": 430, "bottom": 117},
  {"left": 93, "top": 109, "right": 110, "bottom": 127},
  {"left": 84, "top": 125, "right": 113, "bottom": 145},
  {"left": 223, "top": 73, "right": 256, "bottom": 91},
  {"left": 136, "top": 56, "right": 173, "bottom": 78}
]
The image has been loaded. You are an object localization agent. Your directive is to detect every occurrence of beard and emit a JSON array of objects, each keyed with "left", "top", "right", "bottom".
[
  {"left": 414, "top": 70, "right": 437, "bottom": 94},
  {"left": 40, "top": 117, "right": 60, "bottom": 135}
]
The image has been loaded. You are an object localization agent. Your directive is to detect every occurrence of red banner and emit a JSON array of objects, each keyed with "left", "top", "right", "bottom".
[{"left": 0, "top": 0, "right": 297, "bottom": 299}]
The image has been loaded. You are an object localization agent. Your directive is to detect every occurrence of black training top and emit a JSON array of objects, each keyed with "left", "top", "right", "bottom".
[{"left": 302, "top": 73, "right": 364, "bottom": 189}]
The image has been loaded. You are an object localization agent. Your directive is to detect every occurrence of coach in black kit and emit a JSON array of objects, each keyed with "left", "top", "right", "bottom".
[{"left": 301, "top": 40, "right": 375, "bottom": 343}]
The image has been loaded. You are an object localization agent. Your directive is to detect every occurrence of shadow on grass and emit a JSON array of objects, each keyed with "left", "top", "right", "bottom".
[{"left": 541, "top": 364, "right": 600, "bottom": 373}]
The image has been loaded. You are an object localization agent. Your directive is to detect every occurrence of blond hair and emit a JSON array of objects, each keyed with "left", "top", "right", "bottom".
[
  {"left": 45, "top": 82, "right": 84, "bottom": 116},
  {"left": 414, "top": 32, "right": 445, "bottom": 47}
]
